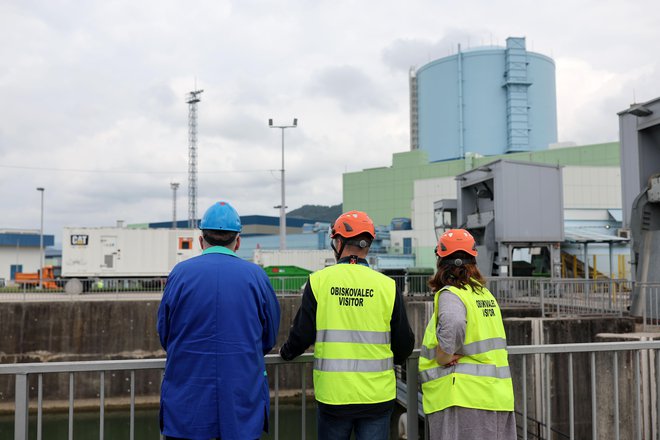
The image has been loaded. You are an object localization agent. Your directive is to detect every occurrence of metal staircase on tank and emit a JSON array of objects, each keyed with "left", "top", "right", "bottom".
[{"left": 503, "top": 37, "right": 532, "bottom": 153}]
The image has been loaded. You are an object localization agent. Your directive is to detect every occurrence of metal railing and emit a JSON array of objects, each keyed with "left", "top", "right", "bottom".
[
  {"left": 486, "top": 277, "right": 633, "bottom": 317},
  {"left": 2, "top": 341, "right": 660, "bottom": 440},
  {"left": 389, "top": 275, "right": 634, "bottom": 318},
  {"left": 268, "top": 276, "right": 309, "bottom": 296},
  {"left": 0, "top": 277, "right": 167, "bottom": 297},
  {"left": 0, "top": 276, "right": 637, "bottom": 315},
  {"left": 635, "top": 284, "right": 660, "bottom": 331}
]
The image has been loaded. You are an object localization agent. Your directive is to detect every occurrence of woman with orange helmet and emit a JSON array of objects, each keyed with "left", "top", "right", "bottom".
[{"left": 420, "top": 229, "right": 515, "bottom": 440}]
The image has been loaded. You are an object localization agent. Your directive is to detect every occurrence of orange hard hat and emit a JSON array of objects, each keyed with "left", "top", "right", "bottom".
[
  {"left": 331, "top": 211, "right": 375, "bottom": 239},
  {"left": 436, "top": 229, "right": 478, "bottom": 257}
]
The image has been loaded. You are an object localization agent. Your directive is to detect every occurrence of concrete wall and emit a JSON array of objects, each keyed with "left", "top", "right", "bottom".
[{"left": 0, "top": 300, "right": 164, "bottom": 405}]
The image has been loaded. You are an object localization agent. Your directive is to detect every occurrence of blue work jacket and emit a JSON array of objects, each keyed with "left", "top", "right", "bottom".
[{"left": 158, "top": 246, "right": 281, "bottom": 440}]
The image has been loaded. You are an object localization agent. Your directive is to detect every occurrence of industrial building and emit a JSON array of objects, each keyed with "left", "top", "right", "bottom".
[
  {"left": 343, "top": 35, "right": 629, "bottom": 276},
  {"left": 343, "top": 142, "right": 626, "bottom": 273},
  {"left": 0, "top": 229, "right": 54, "bottom": 285},
  {"left": 618, "top": 96, "right": 660, "bottom": 316}
]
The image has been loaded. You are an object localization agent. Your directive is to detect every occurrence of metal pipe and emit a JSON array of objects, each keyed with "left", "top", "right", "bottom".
[
  {"left": 614, "top": 351, "right": 620, "bottom": 440},
  {"left": 275, "top": 364, "right": 279, "bottom": 440},
  {"left": 545, "top": 353, "right": 552, "bottom": 439},
  {"left": 301, "top": 364, "right": 306, "bottom": 438},
  {"left": 280, "top": 128, "right": 286, "bottom": 251},
  {"left": 130, "top": 370, "right": 135, "bottom": 440},
  {"left": 584, "top": 243, "right": 589, "bottom": 280},
  {"left": 522, "top": 354, "right": 528, "bottom": 440},
  {"left": 37, "top": 187, "right": 45, "bottom": 290},
  {"left": 14, "top": 374, "right": 29, "bottom": 440},
  {"left": 69, "top": 372, "right": 74, "bottom": 440},
  {"left": 37, "top": 373, "right": 43, "bottom": 440},
  {"left": 406, "top": 355, "right": 419, "bottom": 440},
  {"left": 657, "top": 349, "right": 660, "bottom": 440},
  {"left": 568, "top": 353, "right": 574, "bottom": 439},
  {"left": 269, "top": 119, "right": 297, "bottom": 251},
  {"left": 457, "top": 44, "right": 465, "bottom": 159},
  {"left": 100, "top": 371, "right": 105, "bottom": 440},
  {"left": 591, "top": 352, "right": 597, "bottom": 439},
  {"left": 635, "top": 351, "right": 641, "bottom": 440}
]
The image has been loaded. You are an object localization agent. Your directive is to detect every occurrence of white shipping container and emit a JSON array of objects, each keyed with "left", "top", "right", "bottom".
[
  {"left": 62, "top": 227, "right": 202, "bottom": 278},
  {"left": 253, "top": 249, "right": 334, "bottom": 272}
]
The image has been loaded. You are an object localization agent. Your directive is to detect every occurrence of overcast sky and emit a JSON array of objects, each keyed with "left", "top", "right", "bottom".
[{"left": 2, "top": 0, "right": 659, "bottom": 243}]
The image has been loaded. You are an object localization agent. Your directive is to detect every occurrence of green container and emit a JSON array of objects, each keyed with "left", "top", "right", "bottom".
[{"left": 263, "top": 266, "right": 312, "bottom": 292}]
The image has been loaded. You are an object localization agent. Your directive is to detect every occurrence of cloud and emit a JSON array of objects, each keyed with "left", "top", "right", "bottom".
[
  {"left": 3, "top": 0, "right": 660, "bottom": 244},
  {"left": 382, "top": 29, "right": 487, "bottom": 73},
  {"left": 555, "top": 57, "right": 658, "bottom": 144},
  {"left": 307, "top": 65, "right": 395, "bottom": 113}
]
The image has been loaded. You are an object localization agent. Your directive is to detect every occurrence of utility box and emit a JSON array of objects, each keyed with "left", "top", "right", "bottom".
[
  {"left": 457, "top": 159, "right": 564, "bottom": 242},
  {"left": 62, "top": 227, "right": 202, "bottom": 278},
  {"left": 253, "top": 249, "right": 334, "bottom": 272},
  {"left": 456, "top": 160, "right": 564, "bottom": 276},
  {"left": 263, "top": 265, "right": 312, "bottom": 292}
]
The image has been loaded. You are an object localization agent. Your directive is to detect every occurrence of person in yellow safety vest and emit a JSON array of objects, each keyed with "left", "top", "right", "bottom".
[
  {"left": 279, "top": 210, "right": 415, "bottom": 440},
  {"left": 419, "top": 229, "right": 515, "bottom": 440}
]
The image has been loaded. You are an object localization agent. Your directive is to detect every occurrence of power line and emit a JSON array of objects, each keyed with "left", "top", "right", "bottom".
[{"left": 0, "top": 164, "right": 275, "bottom": 174}]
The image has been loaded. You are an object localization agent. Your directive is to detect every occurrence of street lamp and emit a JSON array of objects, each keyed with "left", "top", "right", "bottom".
[
  {"left": 170, "top": 182, "right": 180, "bottom": 229},
  {"left": 269, "top": 118, "right": 297, "bottom": 250},
  {"left": 36, "top": 187, "right": 44, "bottom": 289}
]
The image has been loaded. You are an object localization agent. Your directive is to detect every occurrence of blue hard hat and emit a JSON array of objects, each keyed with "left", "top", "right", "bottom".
[{"left": 199, "top": 201, "right": 242, "bottom": 232}]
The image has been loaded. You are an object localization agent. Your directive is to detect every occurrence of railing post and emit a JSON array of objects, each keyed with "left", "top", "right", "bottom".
[
  {"left": 406, "top": 356, "right": 419, "bottom": 440},
  {"left": 14, "top": 373, "right": 29, "bottom": 440}
]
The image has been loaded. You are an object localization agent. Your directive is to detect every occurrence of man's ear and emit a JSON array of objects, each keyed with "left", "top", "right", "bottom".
[
  {"left": 234, "top": 235, "right": 241, "bottom": 252},
  {"left": 198, "top": 235, "right": 205, "bottom": 249}
]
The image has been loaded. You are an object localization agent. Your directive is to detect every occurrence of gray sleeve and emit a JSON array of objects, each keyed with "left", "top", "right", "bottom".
[{"left": 436, "top": 292, "right": 466, "bottom": 355}]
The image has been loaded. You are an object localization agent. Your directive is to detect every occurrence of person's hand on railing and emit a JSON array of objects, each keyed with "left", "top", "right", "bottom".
[{"left": 442, "top": 354, "right": 463, "bottom": 367}]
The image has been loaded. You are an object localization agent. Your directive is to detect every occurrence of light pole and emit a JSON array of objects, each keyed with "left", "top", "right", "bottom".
[
  {"left": 36, "top": 187, "right": 44, "bottom": 289},
  {"left": 268, "top": 118, "right": 298, "bottom": 250},
  {"left": 170, "top": 182, "right": 180, "bottom": 229}
]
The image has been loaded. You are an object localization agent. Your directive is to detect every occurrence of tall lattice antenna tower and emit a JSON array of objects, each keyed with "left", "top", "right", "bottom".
[{"left": 186, "top": 89, "right": 203, "bottom": 228}]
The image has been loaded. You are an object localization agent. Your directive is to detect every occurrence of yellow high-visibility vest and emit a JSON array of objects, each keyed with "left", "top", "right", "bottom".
[
  {"left": 311, "top": 264, "right": 396, "bottom": 405},
  {"left": 419, "top": 284, "right": 514, "bottom": 414}
]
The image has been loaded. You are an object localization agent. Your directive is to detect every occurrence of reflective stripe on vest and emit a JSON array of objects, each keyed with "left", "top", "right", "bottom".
[
  {"left": 419, "top": 363, "right": 511, "bottom": 383},
  {"left": 314, "top": 357, "right": 394, "bottom": 372},
  {"left": 316, "top": 329, "right": 391, "bottom": 345},
  {"left": 420, "top": 337, "right": 508, "bottom": 360}
]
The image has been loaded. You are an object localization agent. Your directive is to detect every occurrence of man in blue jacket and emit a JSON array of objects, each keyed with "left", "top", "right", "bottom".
[{"left": 158, "top": 201, "right": 281, "bottom": 440}]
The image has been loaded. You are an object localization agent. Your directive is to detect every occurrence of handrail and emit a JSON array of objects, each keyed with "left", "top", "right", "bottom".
[
  {"left": 3, "top": 341, "right": 660, "bottom": 440},
  {"left": 5, "top": 341, "right": 660, "bottom": 375}
]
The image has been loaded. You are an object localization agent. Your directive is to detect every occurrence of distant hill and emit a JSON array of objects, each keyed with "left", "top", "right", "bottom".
[{"left": 288, "top": 204, "right": 342, "bottom": 223}]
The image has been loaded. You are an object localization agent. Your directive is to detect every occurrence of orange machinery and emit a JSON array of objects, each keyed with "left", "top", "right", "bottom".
[{"left": 14, "top": 266, "right": 59, "bottom": 289}]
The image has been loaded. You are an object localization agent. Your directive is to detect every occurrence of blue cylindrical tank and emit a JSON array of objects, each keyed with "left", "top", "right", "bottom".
[{"left": 415, "top": 37, "right": 557, "bottom": 162}]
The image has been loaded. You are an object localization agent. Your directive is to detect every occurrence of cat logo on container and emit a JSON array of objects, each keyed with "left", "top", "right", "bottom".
[{"left": 70, "top": 235, "right": 89, "bottom": 246}]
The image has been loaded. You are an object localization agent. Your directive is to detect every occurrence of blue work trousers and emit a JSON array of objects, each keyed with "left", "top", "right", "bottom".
[{"left": 316, "top": 407, "right": 392, "bottom": 440}]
